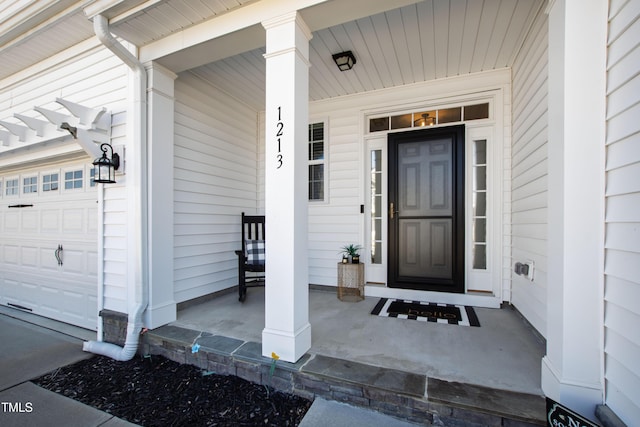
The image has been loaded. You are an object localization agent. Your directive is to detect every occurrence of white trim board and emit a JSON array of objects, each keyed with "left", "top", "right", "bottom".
[{"left": 365, "top": 285, "right": 501, "bottom": 309}]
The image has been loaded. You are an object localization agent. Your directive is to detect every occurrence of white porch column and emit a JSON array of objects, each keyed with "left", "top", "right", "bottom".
[
  {"left": 543, "top": 0, "right": 606, "bottom": 420},
  {"left": 145, "top": 62, "right": 177, "bottom": 329},
  {"left": 261, "top": 12, "right": 312, "bottom": 363}
]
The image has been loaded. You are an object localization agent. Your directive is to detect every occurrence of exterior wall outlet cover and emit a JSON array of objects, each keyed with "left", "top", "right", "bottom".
[{"left": 525, "top": 260, "right": 535, "bottom": 281}]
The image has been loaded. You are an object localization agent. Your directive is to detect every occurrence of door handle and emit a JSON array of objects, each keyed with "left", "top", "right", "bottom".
[
  {"left": 54, "top": 244, "right": 63, "bottom": 266},
  {"left": 390, "top": 202, "right": 399, "bottom": 219}
]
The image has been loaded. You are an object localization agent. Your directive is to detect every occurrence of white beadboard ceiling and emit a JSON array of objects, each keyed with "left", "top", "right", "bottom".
[
  {"left": 0, "top": 4, "right": 95, "bottom": 82},
  {"left": 191, "top": 0, "right": 543, "bottom": 110},
  {"left": 0, "top": 0, "right": 544, "bottom": 110}
]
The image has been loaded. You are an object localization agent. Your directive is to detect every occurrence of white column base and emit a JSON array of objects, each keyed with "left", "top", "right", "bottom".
[
  {"left": 144, "top": 301, "right": 176, "bottom": 329},
  {"left": 262, "top": 323, "right": 311, "bottom": 363},
  {"left": 542, "top": 356, "right": 603, "bottom": 422}
]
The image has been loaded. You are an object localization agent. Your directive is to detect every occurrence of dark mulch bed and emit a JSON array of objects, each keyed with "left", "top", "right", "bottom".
[{"left": 34, "top": 354, "right": 312, "bottom": 426}]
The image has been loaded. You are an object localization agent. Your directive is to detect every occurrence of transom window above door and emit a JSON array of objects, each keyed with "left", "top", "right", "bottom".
[{"left": 368, "top": 103, "right": 489, "bottom": 133}]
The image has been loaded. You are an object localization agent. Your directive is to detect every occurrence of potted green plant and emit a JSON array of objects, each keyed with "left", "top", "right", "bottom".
[{"left": 340, "top": 244, "right": 362, "bottom": 264}]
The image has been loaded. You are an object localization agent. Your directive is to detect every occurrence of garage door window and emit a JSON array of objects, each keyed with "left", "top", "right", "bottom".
[
  {"left": 64, "top": 170, "right": 83, "bottom": 190},
  {"left": 5, "top": 178, "right": 18, "bottom": 196},
  {"left": 23, "top": 176, "right": 37, "bottom": 194},
  {"left": 42, "top": 173, "right": 59, "bottom": 192}
]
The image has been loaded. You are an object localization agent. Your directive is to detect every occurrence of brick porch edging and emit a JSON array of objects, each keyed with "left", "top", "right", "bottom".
[{"left": 142, "top": 325, "right": 545, "bottom": 426}]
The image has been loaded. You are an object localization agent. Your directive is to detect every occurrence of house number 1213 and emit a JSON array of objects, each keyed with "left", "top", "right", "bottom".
[{"left": 276, "top": 106, "right": 283, "bottom": 169}]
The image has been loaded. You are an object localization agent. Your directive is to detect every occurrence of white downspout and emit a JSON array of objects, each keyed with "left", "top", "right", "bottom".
[{"left": 83, "top": 14, "right": 148, "bottom": 361}]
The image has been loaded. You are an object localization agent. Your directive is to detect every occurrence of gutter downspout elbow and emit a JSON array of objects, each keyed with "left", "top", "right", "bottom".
[
  {"left": 93, "top": 15, "right": 147, "bottom": 104},
  {"left": 83, "top": 14, "right": 148, "bottom": 361}
]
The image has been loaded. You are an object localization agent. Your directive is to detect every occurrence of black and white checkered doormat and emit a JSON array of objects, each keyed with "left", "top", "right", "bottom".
[{"left": 371, "top": 298, "right": 480, "bottom": 327}]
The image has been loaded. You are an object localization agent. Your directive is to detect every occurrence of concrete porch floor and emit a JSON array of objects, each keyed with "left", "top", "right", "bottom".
[{"left": 171, "top": 286, "right": 545, "bottom": 396}]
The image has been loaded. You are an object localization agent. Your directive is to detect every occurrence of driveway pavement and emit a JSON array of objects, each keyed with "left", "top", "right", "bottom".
[{"left": 0, "top": 312, "right": 136, "bottom": 426}]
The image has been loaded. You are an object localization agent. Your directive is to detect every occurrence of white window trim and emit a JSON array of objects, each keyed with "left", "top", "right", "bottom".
[
  {"left": 365, "top": 101, "right": 493, "bottom": 135},
  {"left": 4, "top": 176, "right": 19, "bottom": 197},
  {"left": 62, "top": 167, "right": 85, "bottom": 191},
  {"left": 364, "top": 136, "right": 388, "bottom": 284},
  {"left": 88, "top": 164, "right": 97, "bottom": 188},
  {"left": 22, "top": 174, "right": 38, "bottom": 195},
  {"left": 309, "top": 117, "right": 329, "bottom": 204},
  {"left": 41, "top": 170, "right": 61, "bottom": 195},
  {"left": 465, "top": 126, "right": 496, "bottom": 293}
]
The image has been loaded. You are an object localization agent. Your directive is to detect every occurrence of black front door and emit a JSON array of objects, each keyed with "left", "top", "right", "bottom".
[{"left": 388, "top": 125, "right": 465, "bottom": 293}]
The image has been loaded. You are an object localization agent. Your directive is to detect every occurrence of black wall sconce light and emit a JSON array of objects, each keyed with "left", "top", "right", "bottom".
[
  {"left": 332, "top": 51, "right": 356, "bottom": 71},
  {"left": 93, "top": 143, "right": 120, "bottom": 184}
]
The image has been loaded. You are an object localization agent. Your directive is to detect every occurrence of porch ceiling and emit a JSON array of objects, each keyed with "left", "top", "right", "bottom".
[
  {"left": 0, "top": 0, "right": 544, "bottom": 107},
  {"left": 100, "top": 0, "right": 257, "bottom": 46},
  {"left": 191, "top": 0, "right": 544, "bottom": 110},
  {"left": 0, "top": 3, "right": 94, "bottom": 82},
  {"left": 0, "top": 0, "right": 257, "bottom": 82}
]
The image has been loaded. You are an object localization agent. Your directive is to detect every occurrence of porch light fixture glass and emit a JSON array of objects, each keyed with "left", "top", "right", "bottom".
[
  {"left": 414, "top": 113, "right": 436, "bottom": 127},
  {"left": 332, "top": 51, "right": 356, "bottom": 71},
  {"left": 92, "top": 143, "right": 120, "bottom": 184}
]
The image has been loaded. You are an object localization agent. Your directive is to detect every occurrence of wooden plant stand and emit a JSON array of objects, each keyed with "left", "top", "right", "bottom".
[{"left": 337, "top": 262, "right": 365, "bottom": 302}]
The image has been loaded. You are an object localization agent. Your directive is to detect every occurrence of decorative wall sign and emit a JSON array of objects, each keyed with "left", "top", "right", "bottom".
[{"left": 546, "top": 398, "right": 599, "bottom": 427}]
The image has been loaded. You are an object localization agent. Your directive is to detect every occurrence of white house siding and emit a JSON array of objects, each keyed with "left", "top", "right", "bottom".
[
  {"left": 0, "top": 43, "right": 129, "bottom": 320},
  {"left": 307, "top": 107, "right": 362, "bottom": 286},
  {"left": 603, "top": 0, "right": 640, "bottom": 423},
  {"left": 101, "top": 111, "right": 129, "bottom": 314},
  {"left": 173, "top": 72, "right": 259, "bottom": 303},
  {"left": 0, "top": 45, "right": 127, "bottom": 116},
  {"left": 510, "top": 6, "right": 548, "bottom": 337}
]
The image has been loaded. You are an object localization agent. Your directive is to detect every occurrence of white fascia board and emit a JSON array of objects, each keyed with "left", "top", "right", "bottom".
[
  {"left": 139, "top": 0, "right": 420, "bottom": 67},
  {"left": 153, "top": 24, "right": 266, "bottom": 73},
  {"left": 82, "top": 0, "right": 141, "bottom": 20},
  {"left": 0, "top": 138, "right": 87, "bottom": 170},
  {"left": 139, "top": 0, "right": 326, "bottom": 64},
  {"left": 83, "top": 0, "right": 125, "bottom": 18},
  {"left": 299, "top": 0, "right": 422, "bottom": 32}
]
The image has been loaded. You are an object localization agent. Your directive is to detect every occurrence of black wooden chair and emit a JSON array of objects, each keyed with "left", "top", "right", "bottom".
[{"left": 235, "top": 212, "right": 266, "bottom": 302}]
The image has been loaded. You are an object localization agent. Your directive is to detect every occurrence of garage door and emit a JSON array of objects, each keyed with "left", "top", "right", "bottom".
[{"left": 0, "top": 159, "right": 98, "bottom": 330}]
